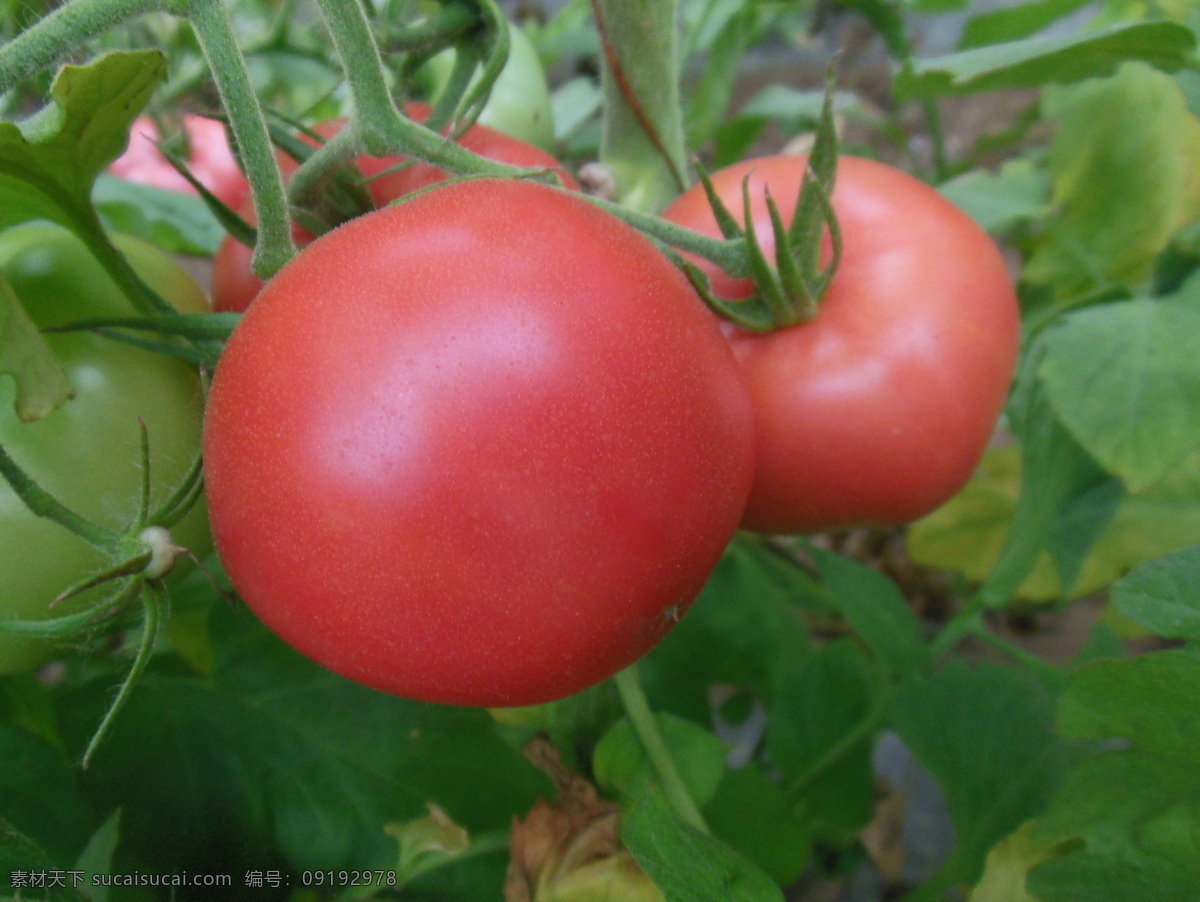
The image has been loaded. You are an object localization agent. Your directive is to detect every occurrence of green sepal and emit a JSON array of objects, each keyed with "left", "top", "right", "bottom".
[
  {"left": 52, "top": 554, "right": 153, "bottom": 610},
  {"left": 0, "top": 440, "right": 116, "bottom": 550},
  {"left": 741, "top": 175, "right": 791, "bottom": 324},
  {"left": 0, "top": 577, "right": 142, "bottom": 638},
  {"left": 764, "top": 189, "right": 814, "bottom": 323},
  {"left": 694, "top": 164, "right": 744, "bottom": 241}
]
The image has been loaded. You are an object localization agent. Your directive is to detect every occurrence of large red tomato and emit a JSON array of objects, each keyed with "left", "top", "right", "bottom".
[
  {"left": 203, "top": 179, "right": 755, "bottom": 706},
  {"left": 661, "top": 155, "right": 1021, "bottom": 534}
]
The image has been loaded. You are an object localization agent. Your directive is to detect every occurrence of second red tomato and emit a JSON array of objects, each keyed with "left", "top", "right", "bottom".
[{"left": 661, "top": 155, "right": 1021, "bottom": 534}]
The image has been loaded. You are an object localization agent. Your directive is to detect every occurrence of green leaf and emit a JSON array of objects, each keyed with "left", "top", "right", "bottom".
[
  {"left": 810, "top": 547, "right": 931, "bottom": 678},
  {"left": 1111, "top": 545, "right": 1200, "bottom": 641},
  {"left": 0, "top": 51, "right": 165, "bottom": 232},
  {"left": 765, "top": 640, "right": 877, "bottom": 838},
  {"left": 92, "top": 175, "right": 224, "bottom": 257},
  {"left": 959, "top": 0, "right": 1097, "bottom": 49},
  {"left": 0, "top": 273, "right": 73, "bottom": 422},
  {"left": 910, "top": 444, "right": 1200, "bottom": 602},
  {"left": 641, "top": 537, "right": 817, "bottom": 722},
  {"left": 1027, "top": 648, "right": 1200, "bottom": 900},
  {"left": 1038, "top": 275, "right": 1200, "bottom": 492},
  {"left": 594, "top": 713, "right": 728, "bottom": 809},
  {"left": 622, "top": 792, "right": 785, "bottom": 902},
  {"left": 895, "top": 21, "right": 1197, "bottom": 99},
  {"left": 702, "top": 767, "right": 810, "bottom": 888},
  {"left": 891, "top": 661, "right": 1073, "bottom": 888},
  {"left": 967, "top": 821, "right": 1057, "bottom": 902},
  {"left": 1025, "top": 63, "right": 1200, "bottom": 297},
  {"left": 981, "top": 358, "right": 1117, "bottom": 607},
  {"left": 938, "top": 155, "right": 1051, "bottom": 234},
  {"left": 62, "top": 603, "right": 548, "bottom": 880},
  {"left": 72, "top": 810, "right": 120, "bottom": 902},
  {"left": 0, "top": 719, "right": 96, "bottom": 868}
]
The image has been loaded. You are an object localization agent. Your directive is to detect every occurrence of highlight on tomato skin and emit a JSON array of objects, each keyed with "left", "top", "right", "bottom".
[
  {"left": 661, "top": 154, "right": 1022, "bottom": 535},
  {"left": 202, "top": 178, "right": 756, "bottom": 707}
]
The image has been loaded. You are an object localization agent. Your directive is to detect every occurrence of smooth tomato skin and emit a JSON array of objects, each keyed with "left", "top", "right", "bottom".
[
  {"left": 203, "top": 179, "right": 755, "bottom": 706},
  {"left": 109, "top": 114, "right": 247, "bottom": 209},
  {"left": 661, "top": 155, "right": 1021, "bottom": 534},
  {"left": 0, "top": 223, "right": 211, "bottom": 673}
]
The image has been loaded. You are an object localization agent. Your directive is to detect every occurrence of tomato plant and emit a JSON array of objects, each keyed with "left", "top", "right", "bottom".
[
  {"left": 203, "top": 178, "right": 755, "bottom": 707},
  {"left": 661, "top": 155, "right": 1022, "bottom": 534},
  {"left": 108, "top": 113, "right": 247, "bottom": 209},
  {"left": 0, "top": 223, "right": 211, "bottom": 673}
]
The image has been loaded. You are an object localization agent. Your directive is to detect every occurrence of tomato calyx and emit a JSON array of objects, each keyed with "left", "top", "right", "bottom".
[
  {"left": 678, "top": 68, "right": 843, "bottom": 334},
  {"left": 0, "top": 420, "right": 204, "bottom": 766}
]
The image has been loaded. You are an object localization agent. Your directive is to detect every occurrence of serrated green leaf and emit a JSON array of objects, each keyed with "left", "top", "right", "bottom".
[
  {"left": 895, "top": 21, "right": 1196, "bottom": 99},
  {"left": 92, "top": 175, "right": 224, "bottom": 257},
  {"left": 960, "top": 0, "right": 1097, "bottom": 50},
  {"left": 1027, "top": 648, "right": 1200, "bottom": 900},
  {"left": 968, "top": 821, "right": 1056, "bottom": 902},
  {"left": 0, "top": 273, "right": 72, "bottom": 422},
  {"left": 909, "top": 445, "right": 1200, "bottom": 602},
  {"left": 594, "top": 713, "right": 728, "bottom": 809},
  {"left": 703, "top": 767, "right": 810, "bottom": 888},
  {"left": 0, "top": 720, "right": 96, "bottom": 868},
  {"left": 62, "top": 603, "right": 548, "bottom": 880},
  {"left": 622, "top": 792, "right": 784, "bottom": 902},
  {"left": 1111, "top": 545, "right": 1200, "bottom": 641},
  {"left": 766, "top": 640, "right": 877, "bottom": 838},
  {"left": 1025, "top": 62, "right": 1200, "bottom": 297},
  {"left": 1038, "top": 275, "right": 1200, "bottom": 491},
  {"left": 641, "top": 537, "right": 817, "bottom": 722},
  {"left": 0, "top": 51, "right": 165, "bottom": 232},
  {"left": 938, "top": 156, "right": 1051, "bottom": 234},
  {"left": 891, "top": 661, "right": 1073, "bottom": 888},
  {"left": 811, "top": 548, "right": 930, "bottom": 678}
]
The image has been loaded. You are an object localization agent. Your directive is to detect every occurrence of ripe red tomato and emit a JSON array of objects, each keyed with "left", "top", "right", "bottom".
[
  {"left": 109, "top": 114, "right": 247, "bottom": 209},
  {"left": 660, "top": 155, "right": 1021, "bottom": 534},
  {"left": 203, "top": 179, "right": 755, "bottom": 706},
  {"left": 210, "top": 105, "right": 576, "bottom": 313}
]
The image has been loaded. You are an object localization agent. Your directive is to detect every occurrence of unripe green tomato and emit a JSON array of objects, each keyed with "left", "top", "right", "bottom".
[
  {"left": 0, "top": 222, "right": 211, "bottom": 674},
  {"left": 417, "top": 21, "right": 556, "bottom": 152}
]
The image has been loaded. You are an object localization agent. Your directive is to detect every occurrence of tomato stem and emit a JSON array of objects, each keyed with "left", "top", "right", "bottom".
[
  {"left": 0, "top": 0, "right": 161, "bottom": 92},
  {"left": 177, "top": 0, "right": 296, "bottom": 280},
  {"left": 612, "top": 665, "right": 710, "bottom": 835}
]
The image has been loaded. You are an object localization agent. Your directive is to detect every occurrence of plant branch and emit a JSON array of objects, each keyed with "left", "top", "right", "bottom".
[
  {"left": 0, "top": 0, "right": 162, "bottom": 91},
  {"left": 613, "top": 665, "right": 709, "bottom": 834},
  {"left": 176, "top": 0, "right": 295, "bottom": 279}
]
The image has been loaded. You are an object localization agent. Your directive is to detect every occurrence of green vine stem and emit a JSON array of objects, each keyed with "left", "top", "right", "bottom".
[
  {"left": 0, "top": 0, "right": 160, "bottom": 91},
  {"left": 174, "top": 0, "right": 296, "bottom": 279},
  {"left": 306, "top": 0, "right": 536, "bottom": 188},
  {"left": 613, "top": 665, "right": 710, "bottom": 835},
  {"left": 591, "top": 0, "right": 689, "bottom": 213}
]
